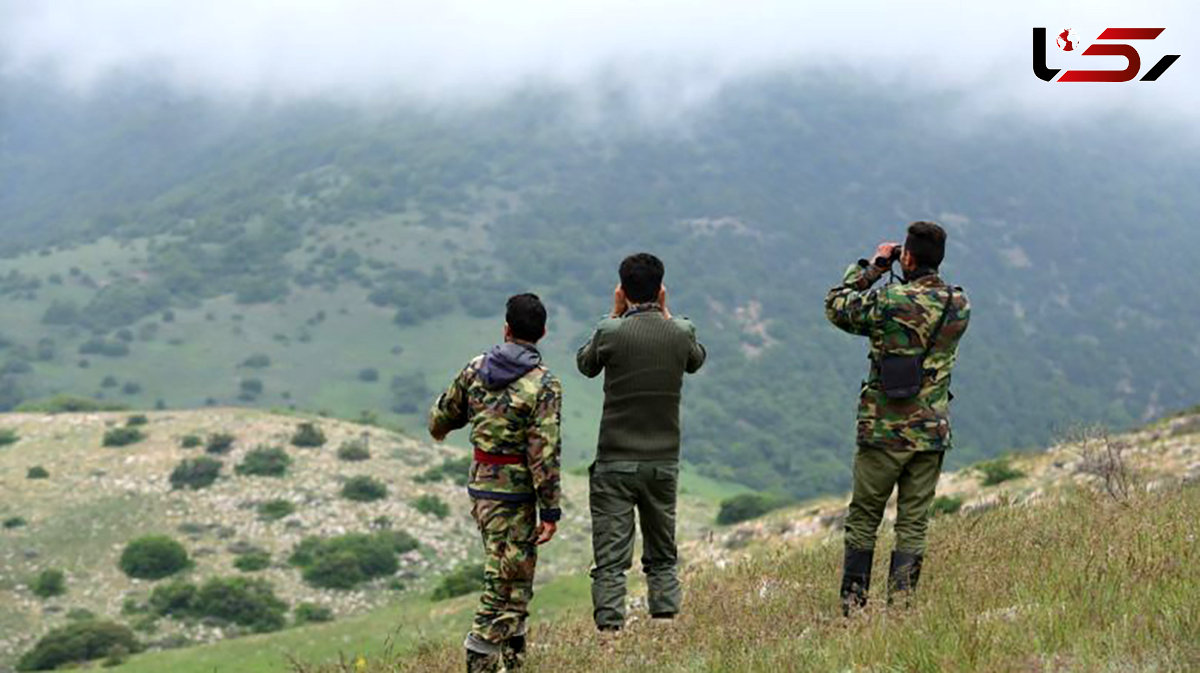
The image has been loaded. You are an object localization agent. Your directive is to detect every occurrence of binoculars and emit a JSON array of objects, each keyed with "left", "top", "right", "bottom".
[{"left": 874, "top": 246, "right": 902, "bottom": 268}]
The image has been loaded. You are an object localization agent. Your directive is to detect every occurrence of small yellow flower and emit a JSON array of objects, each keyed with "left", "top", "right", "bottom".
[{"left": 355, "top": 655, "right": 367, "bottom": 672}]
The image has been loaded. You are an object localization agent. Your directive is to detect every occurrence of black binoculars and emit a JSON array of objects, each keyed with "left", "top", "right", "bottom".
[{"left": 874, "top": 246, "right": 902, "bottom": 268}]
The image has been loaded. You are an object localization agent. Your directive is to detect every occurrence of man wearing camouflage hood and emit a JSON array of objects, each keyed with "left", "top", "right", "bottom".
[
  {"left": 825, "top": 221, "right": 970, "bottom": 614},
  {"left": 429, "top": 293, "right": 562, "bottom": 673}
]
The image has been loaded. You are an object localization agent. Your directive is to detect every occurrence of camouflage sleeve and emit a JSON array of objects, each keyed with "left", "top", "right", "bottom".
[
  {"left": 526, "top": 376, "right": 563, "bottom": 522},
  {"left": 428, "top": 363, "right": 472, "bottom": 439},
  {"left": 824, "top": 261, "right": 887, "bottom": 336},
  {"left": 575, "top": 317, "right": 611, "bottom": 378},
  {"left": 673, "top": 317, "right": 707, "bottom": 373}
]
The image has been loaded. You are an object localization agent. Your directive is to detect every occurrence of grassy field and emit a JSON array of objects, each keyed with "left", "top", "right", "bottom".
[{"left": 316, "top": 482, "right": 1200, "bottom": 673}]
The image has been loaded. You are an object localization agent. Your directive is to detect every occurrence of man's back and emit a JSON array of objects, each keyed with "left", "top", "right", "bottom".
[{"left": 576, "top": 308, "right": 706, "bottom": 461}]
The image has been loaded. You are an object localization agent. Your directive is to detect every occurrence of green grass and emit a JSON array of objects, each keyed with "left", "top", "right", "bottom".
[{"left": 310, "top": 484, "right": 1200, "bottom": 673}]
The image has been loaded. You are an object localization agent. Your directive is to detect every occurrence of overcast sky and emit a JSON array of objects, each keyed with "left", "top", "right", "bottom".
[{"left": 1, "top": 0, "right": 1195, "bottom": 125}]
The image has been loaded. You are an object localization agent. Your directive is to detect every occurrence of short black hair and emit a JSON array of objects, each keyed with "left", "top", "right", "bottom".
[
  {"left": 506, "top": 293, "right": 546, "bottom": 343},
  {"left": 905, "top": 221, "right": 947, "bottom": 269},
  {"left": 618, "top": 252, "right": 665, "bottom": 303}
]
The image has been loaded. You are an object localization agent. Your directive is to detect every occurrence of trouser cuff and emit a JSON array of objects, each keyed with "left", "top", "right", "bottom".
[{"left": 464, "top": 633, "right": 501, "bottom": 655}]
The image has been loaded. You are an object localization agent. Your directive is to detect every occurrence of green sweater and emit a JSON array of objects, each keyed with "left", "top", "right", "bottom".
[{"left": 576, "top": 307, "right": 707, "bottom": 462}]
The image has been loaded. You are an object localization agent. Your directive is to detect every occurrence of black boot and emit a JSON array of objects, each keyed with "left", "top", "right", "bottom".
[
  {"left": 502, "top": 635, "right": 526, "bottom": 670},
  {"left": 887, "top": 550, "right": 923, "bottom": 606},
  {"left": 466, "top": 649, "right": 498, "bottom": 673},
  {"left": 840, "top": 547, "right": 874, "bottom": 616}
]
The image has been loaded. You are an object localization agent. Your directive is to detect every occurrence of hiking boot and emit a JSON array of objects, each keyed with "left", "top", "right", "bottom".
[
  {"left": 467, "top": 649, "right": 499, "bottom": 673},
  {"left": 887, "top": 550, "right": 923, "bottom": 606},
  {"left": 840, "top": 546, "right": 874, "bottom": 616},
  {"left": 501, "top": 635, "right": 526, "bottom": 671},
  {"left": 650, "top": 612, "right": 676, "bottom": 620}
]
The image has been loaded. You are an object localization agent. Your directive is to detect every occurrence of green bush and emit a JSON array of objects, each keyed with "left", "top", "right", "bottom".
[
  {"left": 241, "top": 353, "right": 271, "bottom": 369},
  {"left": 149, "top": 577, "right": 287, "bottom": 633},
  {"left": 976, "top": 458, "right": 1025, "bottom": 486},
  {"left": 414, "top": 455, "right": 472, "bottom": 485},
  {"left": 67, "top": 608, "right": 96, "bottom": 621},
  {"left": 119, "top": 536, "right": 190, "bottom": 580},
  {"left": 31, "top": 569, "right": 66, "bottom": 598},
  {"left": 103, "top": 426, "right": 146, "bottom": 447},
  {"left": 205, "top": 432, "right": 236, "bottom": 455},
  {"left": 294, "top": 602, "right": 334, "bottom": 624},
  {"left": 413, "top": 494, "right": 450, "bottom": 519},
  {"left": 235, "top": 446, "right": 291, "bottom": 477},
  {"left": 15, "top": 395, "right": 128, "bottom": 413},
  {"left": 126, "top": 414, "right": 149, "bottom": 426},
  {"left": 716, "top": 493, "right": 789, "bottom": 525},
  {"left": 257, "top": 499, "right": 296, "bottom": 521},
  {"left": 336, "top": 439, "right": 371, "bottom": 461},
  {"left": 930, "top": 495, "right": 964, "bottom": 517},
  {"left": 16, "top": 620, "right": 140, "bottom": 671},
  {"left": 233, "top": 550, "right": 272, "bottom": 572},
  {"left": 26, "top": 465, "right": 49, "bottom": 479},
  {"left": 288, "top": 531, "right": 415, "bottom": 590},
  {"left": 4, "top": 516, "right": 27, "bottom": 528},
  {"left": 432, "top": 563, "right": 484, "bottom": 601},
  {"left": 358, "top": 368, "right": 380, "bottom": 382},
  {"left": 0, "top": 428, "right": 19, "bottom": 445},
  {"left": 169, "top": 457, "right": 222, "bottom": 490},
  {"left": 180, "top": 434, "right": 202, "bottom": 448},
  {"left": 342, "top": 475, "right": 388, "bottom": 502},
  {"left": 291, "top": 422, "right": 327, "bottom": 448}
]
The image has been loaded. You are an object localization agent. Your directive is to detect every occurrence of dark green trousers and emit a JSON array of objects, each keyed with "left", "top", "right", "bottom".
[
  {"left": 844, "top": 447, "right": 944, "bottom": 555},
  {"left": 588, "top": 460, "right": 680, "bottom": 628}
]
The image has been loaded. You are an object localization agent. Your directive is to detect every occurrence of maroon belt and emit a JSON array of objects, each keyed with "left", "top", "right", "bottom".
[{"left": 474, "top": 448, "right": 524, "bottom": 465}]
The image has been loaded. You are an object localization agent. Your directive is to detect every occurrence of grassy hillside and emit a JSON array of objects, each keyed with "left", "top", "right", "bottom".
[{"left": 0, "top": 408, "right": 727, "bottom": 669}]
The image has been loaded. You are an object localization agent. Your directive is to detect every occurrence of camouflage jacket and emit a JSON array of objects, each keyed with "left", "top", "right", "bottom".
[
  {"left": 428, "top": 349, "right": 562, "bottom": 522},
  {"left": 825, "top": 262, "right": 971, "bottom": 452}
]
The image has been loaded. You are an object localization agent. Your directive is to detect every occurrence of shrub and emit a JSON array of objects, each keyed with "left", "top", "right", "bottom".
[
  {"left": 336, "top": 439, "right": 371, "bottom": 462},
  {"left": 0, "top": 428, "right": 18, "bottom": 445},
  {"left": 235, "top": 446, "right": 291, "bottom": 477},
  {"left": 16, "top": 620, "right": 140, "bottom": 671},
  {"left": 432, "top": 563, "right": 484, "bottom": 601},
  {"left": 358, "top": 368, "right": 380, "bottom": 382},
  {"left": 414, "top": 455, "right": 471, "bottom": 485},
  {"left": 205, "top": 432, "right": 235, "bottom": 455},
  {"left": 342, "top": 476, "right": 388, "bottom": 502},
  {"left": 150, "top": 577, "right": 287, "bottom": 633},
  {"left": 233, "top": 550, "right": 272, "bottom": 572},
  {"left": 148, "top": 580, "right": 197, "bottom": 616},
  {"left": 239, "top": 378, "right": 264, "bottom": 398},
  {"left": 413, "top": 494, "right": 449, "bottom": 519},
  {"left": 241, "top": 354, "right": 271, "bottom": 369},
  {"left": 716, "top": 493, "right": 789, "bottom": 525},
  {"left": 930, "top": 495, "right": 964, "bottom": 517},
  {"left": 257, "top": 499, "right": 295, "bottom": 522},
  {"left": 126, "top": 414, "right": 149, "bottom": 426},
  {"left": 976, "top": 458, "right": 1025, "bottom": 486},
  {"left": 103, "top": 426, "right": 146, "bottom": 447},
  {"left": 4, "top": 516, "right": 27, "bottom": 529},
  {"left": 180, "top": 434, "right": 201, "bottom": 448},
  {"left": 169, "top": 457, "right": 222, "bottom": 490},
  {"left": 67, "top": 608, "right": 96, "bottom": 621},
  {"left": 121, "top": 381, "right": 142, "bottom": 395},
  {"left": 288, "top": 531, "right": 414, "bottom": 590},
  {"left": 291, "top": 422, "right": 327, "bottom": 448},
  {"left": 16, "top": 395, "right": 127, "bottom": 413},
  {"left": 78, "top": 337, "right": 130, "bottom": 358},
  {"left": 31, "top": 569, "right": 66, "bottom": 598},
  {"left": 26, "top": 465, "right": 49, "bottom": 479},
  {"left": 119, "top": 535, "right": 190, "bottom": 580},
  {"left": 294, "top": 602, "right": 334, "bottom": 624}
]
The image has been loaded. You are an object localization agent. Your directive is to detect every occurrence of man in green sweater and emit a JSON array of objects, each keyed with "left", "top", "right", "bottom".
[{"left": 576, "top": 252, "right": 707, "bottom": 632}]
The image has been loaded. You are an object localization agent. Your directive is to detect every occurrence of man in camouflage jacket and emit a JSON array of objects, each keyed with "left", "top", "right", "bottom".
[
  {"left": 428, "top": 293, "right": 562, "bottom": 673},
  {"left": 825, "top": 221, "right": 970, "bottom": 613}
]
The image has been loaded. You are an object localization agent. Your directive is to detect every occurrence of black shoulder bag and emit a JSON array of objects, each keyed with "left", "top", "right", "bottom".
[{"left": 878, "top": 289, "right": 955, "bottom": 400}]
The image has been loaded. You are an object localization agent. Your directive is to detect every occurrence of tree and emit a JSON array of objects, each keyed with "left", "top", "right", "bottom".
[
  {"left": 342, "top": 476, "right": 388, "bottom": 502},
  {"left": 16, "top": 621, "right": 140, "bottom": 671},
  {"left": 235, "top": 446, "right": 291, "bottom": 477},
  {"left": 119, "top": 535, "right": 190, "bottom": 580},
  {"left": 169, "top": 457, "right": 222, "bottom": 490},
  {"left": 31, "top": 569, "right": 66, "bottom": 598},
  {"left": 291, "top": 422, "right": 326, "bottom": 448}
]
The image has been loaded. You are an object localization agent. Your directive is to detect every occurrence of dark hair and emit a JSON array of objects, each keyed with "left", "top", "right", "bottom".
[
  {"left": 618, "top": 253, "right": 665, "bottom": 303},
  {"left": 506, "top": 293, "right": 546, "bottom": 342},
  {"left": 905, "top": 221, "right": 947, "bottom": 269}
]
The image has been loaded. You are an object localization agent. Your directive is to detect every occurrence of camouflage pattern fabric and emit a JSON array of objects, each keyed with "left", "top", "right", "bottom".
[
  {"left": 469, "top": 498, "right": 538, "bottom": 646},
  {"left": 825, "top": 263, "right": 971, "bottom": 452},
  {"left": 428, "top": 354, "right": 562, "bottom": 520}
]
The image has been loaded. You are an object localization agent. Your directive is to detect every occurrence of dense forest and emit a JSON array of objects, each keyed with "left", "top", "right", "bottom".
[{"left": 2, "top": 69, "right": 1198, "bottom": 497}]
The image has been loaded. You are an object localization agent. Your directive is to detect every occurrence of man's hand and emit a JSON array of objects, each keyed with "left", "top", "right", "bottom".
[
  {"left": 535, "top": 521, "right": 558, "bottom": 545},
  {"left": 611, "top": 284, "right": 628, "bottom": 318},
  {"left": 873, "top": 241, "right": 902, "bottom": 268},
  {"left": 658, "top": 285, "right": 672, "bottom": 320}
]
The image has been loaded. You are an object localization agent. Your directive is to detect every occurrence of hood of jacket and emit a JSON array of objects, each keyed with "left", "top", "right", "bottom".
[{"left": 479, "top": 342, "right": 542, "bottom": 390}]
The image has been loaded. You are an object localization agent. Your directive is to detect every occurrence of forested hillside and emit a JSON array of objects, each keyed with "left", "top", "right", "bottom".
[{"left": 2, "top": 69, "right": 1199, "bottom": 497}]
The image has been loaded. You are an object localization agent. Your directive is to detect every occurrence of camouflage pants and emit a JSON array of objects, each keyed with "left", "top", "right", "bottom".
[
  {"left": 467, "top": 498, "right": 538, "bottom": 651},
  {"left": 844, "top": 447, "right": 944, "bottom": 554}
]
